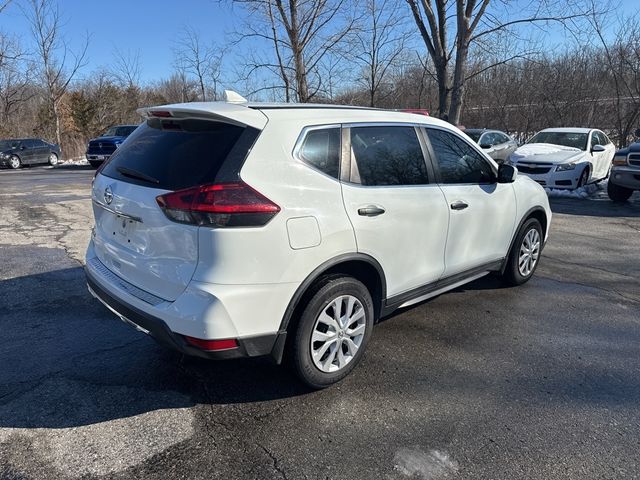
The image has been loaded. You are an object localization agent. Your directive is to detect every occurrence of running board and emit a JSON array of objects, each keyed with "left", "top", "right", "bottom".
[{"left": 397, "top": 271, "right": 489, "bottom": 309}]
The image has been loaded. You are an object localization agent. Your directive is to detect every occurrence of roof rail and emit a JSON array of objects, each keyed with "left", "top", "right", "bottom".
[{"left": 224, "top": 90, "right": 248, "bottom": 104}]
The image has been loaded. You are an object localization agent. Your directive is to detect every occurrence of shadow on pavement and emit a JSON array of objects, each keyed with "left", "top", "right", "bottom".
[
  {"left": 0, "top": 267, "right": 309, "bottom": 430},
  {"left": 550, "top": 196, "right": 640, "bottom": 217}
]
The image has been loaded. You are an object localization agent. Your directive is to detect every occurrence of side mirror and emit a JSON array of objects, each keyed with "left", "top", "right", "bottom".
[
  {"left": 591, "top": 144, "right": 606, "bottom": 153},
  {"left": 498, "top": 164, "right": 517, "bottom": 183},
  {"left": 480, "top": 143, "right": 492, "bottom": 149}
]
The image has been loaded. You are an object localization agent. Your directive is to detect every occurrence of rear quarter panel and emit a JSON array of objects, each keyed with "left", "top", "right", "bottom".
[{"left": 192, "top": 118, "right": 357, "bottom": 285}]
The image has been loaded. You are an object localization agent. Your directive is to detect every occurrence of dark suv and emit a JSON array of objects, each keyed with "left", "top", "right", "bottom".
[
  {"left": 86, "top": 125, "right": 138, "bottom": 168},
  {"left": 608, "top": 128, "right": 640, "bottom": 202},
  {"left": 0, "top": 138, "right": 61, "bottom": 169}
]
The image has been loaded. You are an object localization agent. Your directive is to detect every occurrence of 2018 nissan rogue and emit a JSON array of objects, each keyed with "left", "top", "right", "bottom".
[{"left": 85, "top": 92, "right": 551, "bottom": 388}]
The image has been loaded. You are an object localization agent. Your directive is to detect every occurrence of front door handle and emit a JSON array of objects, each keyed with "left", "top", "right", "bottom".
[
  {"left": 450, "top": 201, "right": 469, "bottom": 211},
  {"left": 358, "top": 205, "right": 386, "bottom": 217}
]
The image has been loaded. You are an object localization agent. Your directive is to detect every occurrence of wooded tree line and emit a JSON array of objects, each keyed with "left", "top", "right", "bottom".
[{"left": 1, "top": 0, "right": 639, "bottom": 159}]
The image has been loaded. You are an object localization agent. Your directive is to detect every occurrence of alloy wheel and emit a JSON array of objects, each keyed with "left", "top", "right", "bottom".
[
  {"left": 518, "top": 228, "right": 541, "bottom": 277},
  {"left": 49, "top": 153, "right": 58, "bottom": 166},
  {"left": 310, "top": 295, "right": 367, "bottom": 373},
  {"left": 9, "top": 157, "right": 20, "bottom": 169}
]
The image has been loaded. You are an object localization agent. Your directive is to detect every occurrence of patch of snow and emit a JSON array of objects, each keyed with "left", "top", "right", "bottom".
[
  {"left": 60, "top": 156, "right": 89, "bottom": 166},
  {"left": 394, "top": 447, "right": 458, "bottom": 479},
  {"left": 545, "top": 180, "right": 606, "bottom": 199}
]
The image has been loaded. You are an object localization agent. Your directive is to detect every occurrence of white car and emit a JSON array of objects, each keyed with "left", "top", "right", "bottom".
[
  {"left": 507, "top": 128, "right": 615, "bottom": 189},
  {"left": 85, "top": 93, "right": 551, "bottom": 388}
]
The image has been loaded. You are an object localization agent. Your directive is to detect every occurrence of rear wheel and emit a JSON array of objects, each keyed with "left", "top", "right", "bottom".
[
  {"left": 48, "top": 152, "right": 59, "bottom": 166},
  {"left": 8, "top": 155, "right": 21, "bottom": 169},
  {"left": 607, "top": 181, "right": 633, "bottom": 202},
  {"left": 502, "top": 218, "right": 543, "bottom": 286},
  {"left": 291, "top": 275, "right": 374, "bottom": 389}
]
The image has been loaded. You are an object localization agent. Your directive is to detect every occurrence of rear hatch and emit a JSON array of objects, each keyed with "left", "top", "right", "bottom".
[{"left": 91, "top": 104, "right": 267, "bottom": 301}]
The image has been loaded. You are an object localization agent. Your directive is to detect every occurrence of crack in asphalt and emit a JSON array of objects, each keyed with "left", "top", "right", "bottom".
[
  {"left": 0, "top": 338, "right": 146, "bottom": 405},
  {"left": 537, "top": 274, "right": 640, "bottom": 307},
  {"left": 542, "top": 254, "right": 637, "bottom": 280}
]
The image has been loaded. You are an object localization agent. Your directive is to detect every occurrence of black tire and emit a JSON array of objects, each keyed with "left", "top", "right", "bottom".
[
  {"left": 502, "top": 218, "right": 543, "bottom": 286},
  {"left": 48, "top": 152, "right": 59, "bottom": 166},
  {"left": 89, "top": 160, "right": 102, "bottom": 169},
  {"left": 8, "top": 155, "right": 21, "bottom": 169},
  {"left": 290, "top": 275, "right": 374, "bottom": 389},
  {"left": 607, "top": 180, "right": 633, "bottom": 202},
  {"left": 577, "top": 167, "right": 589, "bottom": 188}
]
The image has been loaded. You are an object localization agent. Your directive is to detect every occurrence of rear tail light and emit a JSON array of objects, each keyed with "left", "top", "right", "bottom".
[
  {"left": 156, "top": 181, "right": 280, "bottom": 227},
  {"left": 184, "top": 336, "right": 238, "bottom": 351}
]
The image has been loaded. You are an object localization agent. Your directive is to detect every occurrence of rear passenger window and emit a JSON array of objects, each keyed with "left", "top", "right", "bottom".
[
  {"left": 298, "top": 128, "right": 341, "bottom": 179},
  {"left": 351, "top": 126, "right": 429, "bottom": 186},
  {"left": 427, "top": 128, "right": 496, "bottom": 184}
]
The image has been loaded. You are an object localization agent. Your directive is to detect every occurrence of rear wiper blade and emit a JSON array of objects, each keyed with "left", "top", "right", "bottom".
[{"left": 116, "top": 166, "right": 160, "bottom": 185}]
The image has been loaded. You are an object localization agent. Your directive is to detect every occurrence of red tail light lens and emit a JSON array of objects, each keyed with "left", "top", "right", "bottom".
[
  {"left": 184, "top": 336, "right": 238, "bottom": 351},
  {"left": 156, "top": 182, "right": 280, "bottom": 227}
]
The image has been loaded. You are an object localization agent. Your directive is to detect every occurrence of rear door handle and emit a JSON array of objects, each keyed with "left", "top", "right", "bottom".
[
  {"left": 450, "top": 201, "right": 469, "bottom": 211},
  {"left": 358, "top": 205, "right": 386, "bottom": 217}
]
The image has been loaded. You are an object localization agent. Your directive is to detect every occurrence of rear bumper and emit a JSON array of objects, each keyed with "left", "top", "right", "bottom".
[
  {"left": 85, "top": 265, "right": 284, "bottom": 361},
  {"left": 610, "top": 167, "right": 640, "bottom": 190}
]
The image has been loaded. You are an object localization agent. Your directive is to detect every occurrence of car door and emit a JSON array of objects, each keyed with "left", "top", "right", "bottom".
[
  {"left": 424, "top": 127, "right": 517, "bottom": 277},
  {"left": 340, "top": 124, "right": 450, "bottom": 298},
  {"left": 19, "top": 140, "right": 36, "bottom": 164},
  {"left": 31, "top": 139, "right": 48, "bottom": 163},
  {"left": 588, "top": 131, "right": 607, "bottom": 179}
]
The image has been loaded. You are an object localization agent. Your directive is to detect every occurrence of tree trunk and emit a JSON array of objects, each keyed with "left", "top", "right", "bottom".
[
  {"left": 52, "top": 96, "right": 61, "bottom": 147},
  {"left": 449, "top": 45, "right": 469, "bottom": 124}
]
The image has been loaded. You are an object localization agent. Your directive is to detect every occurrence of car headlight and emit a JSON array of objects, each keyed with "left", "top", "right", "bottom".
[{"left": 556, "top": 162, "right": 577, "bottom": 171}]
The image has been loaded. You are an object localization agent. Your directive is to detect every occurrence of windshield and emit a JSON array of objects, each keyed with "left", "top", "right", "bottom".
[
  {"left": 465, "top": 131, "right": 482, "bottom": 142},
  {"left": 0, "top": 140, "right": 20, "bottom": 150},
  {"left": 102, "top": 126, "right": 138, "bottom": 137},
  {"left": 527, "top": 131, "right": 587, "bottom": 150}
]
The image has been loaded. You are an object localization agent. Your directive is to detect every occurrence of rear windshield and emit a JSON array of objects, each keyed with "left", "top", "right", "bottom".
[
  {"left": 101, "top": 119, "right": 246, "bottom": 191},
  {"left": 102, "top": 126, "right": 138, "bottom": 137}
]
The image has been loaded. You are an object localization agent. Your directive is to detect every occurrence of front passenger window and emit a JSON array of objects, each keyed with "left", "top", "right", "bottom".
[{"left": 426, "top": 128, "right": 496, "bottom": 184}]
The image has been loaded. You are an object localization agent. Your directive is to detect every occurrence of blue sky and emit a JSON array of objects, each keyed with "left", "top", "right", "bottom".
[{"left": 2, "top": 0, "right": 639, "bottom": 86}]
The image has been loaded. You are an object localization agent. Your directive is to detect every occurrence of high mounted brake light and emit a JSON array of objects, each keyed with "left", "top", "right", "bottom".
[
  {"left": 156, "top": 182, "right": 281, "bottom": 227},
  {"left": 149, "top": 110, "right": 173, "bottom": 118}
]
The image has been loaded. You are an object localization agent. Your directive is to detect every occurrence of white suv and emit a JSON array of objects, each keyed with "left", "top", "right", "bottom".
[{"left": 85, "top": 95, "right": 551, "bottom": 388}]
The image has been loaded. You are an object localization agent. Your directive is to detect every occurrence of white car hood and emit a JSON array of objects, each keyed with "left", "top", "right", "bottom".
[{"left": 511, "top": 143, "right": 585, "bottom": 164}]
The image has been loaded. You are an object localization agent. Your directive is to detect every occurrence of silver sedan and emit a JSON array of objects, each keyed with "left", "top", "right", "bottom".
[{"left": 465, "top": 129, "right": 518, "bottom": 164}]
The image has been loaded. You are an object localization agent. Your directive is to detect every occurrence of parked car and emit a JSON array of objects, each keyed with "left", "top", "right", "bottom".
[
  {"left": 85, "top": 94, "right": 551, "bottom": 388},
  {"left": 464, "top": 128, "right": 518, "bottom": 163},
  {"left": 507, "top": 128, "right": 615, "bottom": 189},
  {"left": 608, "top": 128, "right": 640, "bottom": 201},
  {"left": 0, "top": 138, "right": 61, "bottom": 169},
  {"left": 86, "top": 125, "right": 138, "bottom": 168}
]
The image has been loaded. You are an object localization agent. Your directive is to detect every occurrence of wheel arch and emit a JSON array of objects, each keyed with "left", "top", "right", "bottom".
[
  {"left": 501, "top": 206, "right": 548, "bottom": 274},
  {"left": 271, "top": 253, "right": 386, "bottom": 363}
]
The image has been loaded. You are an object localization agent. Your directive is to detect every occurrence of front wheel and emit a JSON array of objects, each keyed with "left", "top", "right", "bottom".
[
  {"left": 8, "top": 155, "right": 21, "bottom": 169},
  {"left": 607, "top": 181, "right": 633, "bottom": 202},
  {"left": 502, "top": 218, "right": 543, "bottom": 286},
  {"left": 48, "top": 152, "right": 59, "bottom": 166},
  {"left": 291, "top": 275, "right": 374, "bottom": 389},
  {"left": 576, "top": 168, "right": 589, "bottom": 188}
]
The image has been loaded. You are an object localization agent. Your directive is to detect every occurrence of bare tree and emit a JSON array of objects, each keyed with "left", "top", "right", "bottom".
[
  {"left": 350, "top": 0, "right": 408, "bottom": 107},
  {"left": 24, "top": 0, "right": 88, "bottom": 147},
  {"left": 234, "top": 0, "right": 356, "bottom": 102},
  {"left": 111, "top": 47, "right": 141, "bottom": 88},
  {"left": 174, "top": 27, "right": 222, "bottom": 101},
  {"left": 405, "top": 0, "right": 592, "bottom": 123}
]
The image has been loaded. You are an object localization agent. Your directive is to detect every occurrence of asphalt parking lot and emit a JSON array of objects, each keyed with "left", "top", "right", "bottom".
[{"left": 1, "top": 165, "right": 639, "bottom": 479}]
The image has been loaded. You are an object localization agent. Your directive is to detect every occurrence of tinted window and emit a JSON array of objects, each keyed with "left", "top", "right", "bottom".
[
  {"left": 101, "top": 119, "right": 246, "bottom": 191},
  {"left": 497, "top": 133, "right": 510, "bottom": 144},
  {"left": 298, "top": 128, "right": 340, "bottom": 179},
  {"left": 351, "top": 126, "right": 428, "bottom": 186},
  {"left": 482, "top": 132, "right": 499, "bottom": 146},
  {"left": 32, "top": 139, "right": 45, "bottom": 147},
  {"left": 22, "top": 140, "right": 36, "bottom": 148},
  {"left": 427, "top": 128, "right": 496, "bottom": 184}
]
